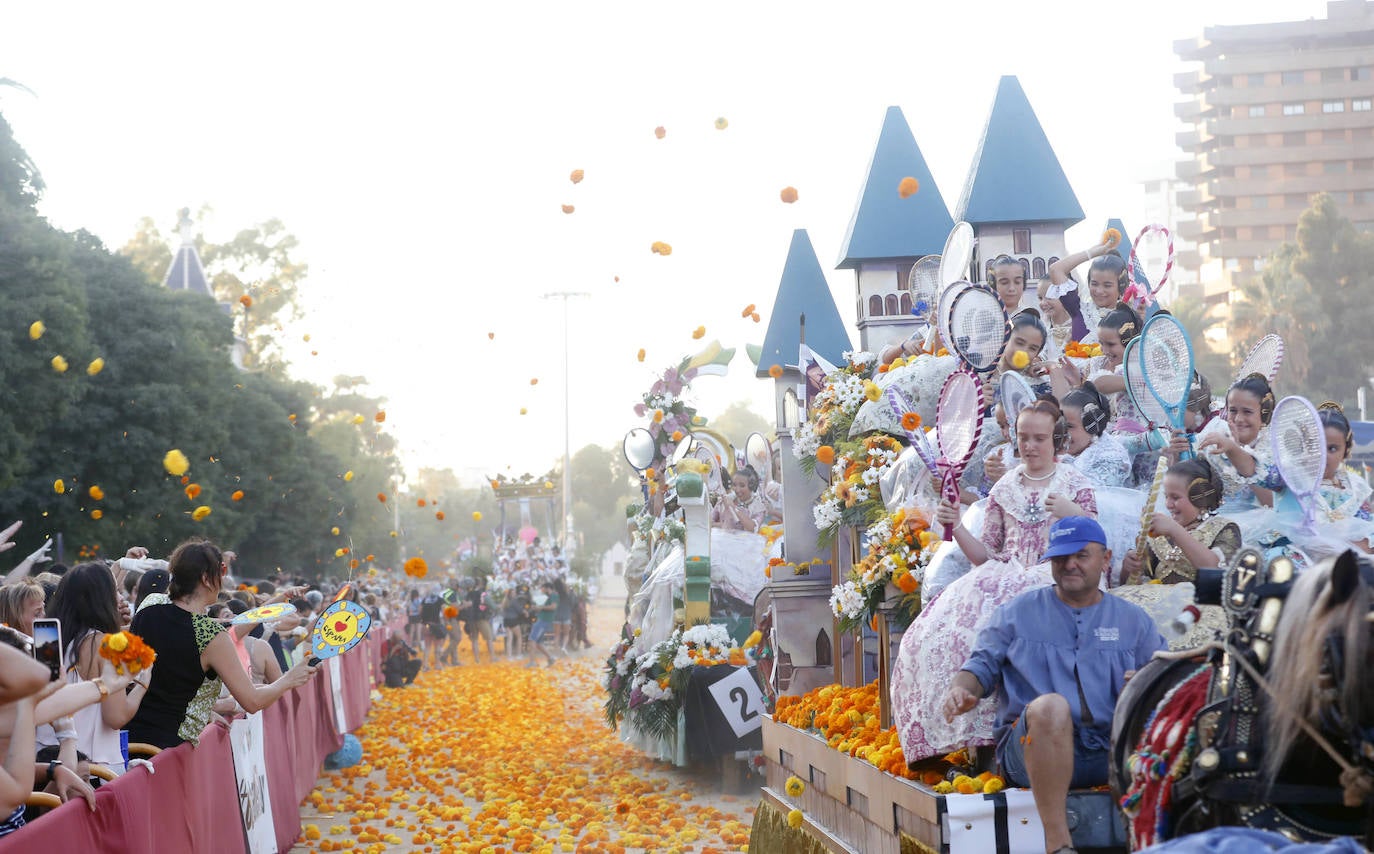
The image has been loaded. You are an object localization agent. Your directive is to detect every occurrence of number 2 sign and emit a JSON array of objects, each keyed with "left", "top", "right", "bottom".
[{"left": 707, "top": 666, "right": 765, "bottom": 738}]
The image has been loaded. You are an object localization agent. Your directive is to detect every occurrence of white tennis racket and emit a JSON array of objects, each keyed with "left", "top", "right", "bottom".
[
  {"left": 1270, "top": 395, "right": 1325, "bottom": 533},
  {"left": 909, "top": 255, "right": 942, "bottom": 322},
  {"left": 945, "top": 285, "right": 1009, "bottom": 374},
  {"left": 939, "top": 222, "right": 974, "bottom": 289},
  {"left": 1236, "top": 334, "right": 1284, "bottom": 386},
  {"left": 935, "top": 371, "right": 985, "bottom": 541}
]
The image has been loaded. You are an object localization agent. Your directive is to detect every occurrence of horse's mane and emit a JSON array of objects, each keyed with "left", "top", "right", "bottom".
[{"left": 1264, "top": 553, "right": 1374, "bottom": 783}]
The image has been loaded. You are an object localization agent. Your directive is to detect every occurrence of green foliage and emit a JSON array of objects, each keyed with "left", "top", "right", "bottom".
[
  {"left": 1245, "top": 194, "right": 1374, "bottom": 406},
  {"left": 569, "top": 443, "right": 638, "bottom": 563},
  {"left": 705, "top": 400, "right": 773, "bottom": 448},
  {"left": 1169, "top": 296, "right": 1232, "bottom": 390}
]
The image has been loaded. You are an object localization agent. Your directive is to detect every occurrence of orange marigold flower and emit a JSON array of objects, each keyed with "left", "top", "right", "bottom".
[
  {"left": 741, "top": 304, "right": 756, "bottom": 318},
  {"left": 636, "top": 348, "right": 646, "bottom": 362},
  {"left": 569, "top": 168, "right": 584, "bottom": 184},
  {"left": 374, "top": 410, "right": 386, "bottom": 423},
  {"left": 780, "top": 186, "right": 798, "bottom": 204},
  {"left": 561, "top": 204, "right": 575, "bottom": 214},
  {"left": 377, "top": 492, "right": 387, "bottom": 503},
  {"left": 231, "top": 490, "right": 245, "bottom": 501},
  {"left": 88, "top": 485, "right": 104, "bottom": 501},
  {"left": 435, "top": 511, "right": 445, "bottom": 521},
  {"left": 90, "top": 509, "right": 103, "bottom": 520},
  {"left": 653, "top": 126, "right": 666, "bottom": 140},
  {"left": 768, "top": 364, "right": 783, "bottom": 378},
  {"left": 185, "top": 483, "right": 201, "bottom": 500},
  {"left": 403, "top": 556, "right": 428, "bottom": 578},
  {"left": 691, "top": 326, "right": 705, "bottom": 339},
  {"left": 895, "top": 571, "right": 919, "bottom": 594},
  {"left": 815, "top": 445, "right": 835, "bottom": 466},
  {"left": 417, "top": 498, "right": 426, "bottom": 507},
  {"left": 671, "top": 430, "right": 683, "bottom": 442},
  {"left": 239, "top": 294, "right": 253, "bottom": 308},
  {"left": 1103, "top": 227, "right": 1122, "bottom": 247},
  {"left": 898, "top": 176, "right": 919, "bottom": 198},
  {"left": 900, "top": 412, "right": 922, "bottom": 431},
  {"left": 99, "top": 631, "right": 156, "bottom": 675}
]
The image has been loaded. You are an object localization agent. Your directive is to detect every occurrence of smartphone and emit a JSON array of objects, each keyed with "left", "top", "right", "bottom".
[{"left": 32, "top": 617, "right": 63, "bottom": 682}]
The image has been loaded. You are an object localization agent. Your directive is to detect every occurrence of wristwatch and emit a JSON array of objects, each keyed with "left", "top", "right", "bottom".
[{"left": 46, "top": 759, "right": 63, "bottom": 783}]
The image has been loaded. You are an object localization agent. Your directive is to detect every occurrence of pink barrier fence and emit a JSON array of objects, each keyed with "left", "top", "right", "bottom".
[{"left": 0, "top": 627, "right": 388, "bottom": 854}]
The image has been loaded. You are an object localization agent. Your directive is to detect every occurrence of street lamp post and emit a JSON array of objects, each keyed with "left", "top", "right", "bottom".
[{"left": 541, "top": 291, "right": 587, "bottom": 551}]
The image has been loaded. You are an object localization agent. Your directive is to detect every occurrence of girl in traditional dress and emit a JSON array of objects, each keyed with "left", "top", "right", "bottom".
[
  {"left": 987, "top": 255, "right": 1038, "bottom": 314},
  {"left": 1121, "top": 458, "right": 1241, "bottom": 584},
  {"left": 1061, "top": 382, "right": 1132, "bottom": 489},
  {"left": 891, "top": 398, "right": 1098, "bottom": 763},
  {"left": 1196, "top": 373, "right": 1282, "bottom": 512},
  {"left": 1314, "top": 402, "right": 1374, "bottom": 552},
  {"left": 1045, "top": 240, "right": 1126, "bottom": 345}
]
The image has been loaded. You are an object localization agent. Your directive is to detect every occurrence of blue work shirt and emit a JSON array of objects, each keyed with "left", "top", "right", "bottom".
[{"left": 961, "top": 586, "right": 1166, "bottom": 752}]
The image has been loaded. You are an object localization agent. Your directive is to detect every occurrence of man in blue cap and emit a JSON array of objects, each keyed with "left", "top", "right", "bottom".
[{"left": 940, "top": 516, "right": 1165, "bottom": 854}]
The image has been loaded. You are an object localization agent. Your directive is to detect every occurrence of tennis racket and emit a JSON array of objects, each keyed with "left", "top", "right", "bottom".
[
  {"left": 1122, "top": 338, "right": 1170, "bottom": 429},
  {"left": 1140, "top": 315, "right": 1195, "bottom": 458},
  {"left": 886, "top": 387, "right": 939, "bottom": 476},
  {"left": 1270, "top": 395, "right": 1326, "bottom": 533},
  {"left": 939, "top": 222, "right": 974, "bottom": 289},
  {"left": 998, "top": 371, "right": 1036, "bottom": 424},
  {"left": 945, "top": 285, "right": 1009, "bottom": 373},
  {"left": 909, "top": 255, "right": 942, "bottom": 322},
  {"left": 1236, "top": 334, "right": 1285, "bottom": 386},
  {"left": 935, "top": 370, "right": 985, "bottom": 541},
  {"left": 1124, "top": 224, "right": 1174, "bottom": 310}
]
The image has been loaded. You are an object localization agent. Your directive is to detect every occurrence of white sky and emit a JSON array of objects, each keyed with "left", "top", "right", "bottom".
[{"left": 1, "top": 0, "right": 1328, "bottom": 480}]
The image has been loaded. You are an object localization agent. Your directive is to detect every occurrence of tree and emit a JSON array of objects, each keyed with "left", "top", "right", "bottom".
[
  {"left": 0, "top": 83, "right": 41, "bottom": 208},
  {"left": 1169, "top": 297, "right": 1232, "bottom": 390},
  {"left": 704, "top": 400, "right": 773, "bottom": 449},
  {"left": 569, "top": 444, "right": 637, "bottom": 562},
  {"left": 119, "top": 209, "right": 308, "bottom": 367},
  {"left": 1242, "top": 195, "right": 1374, "bottom": 407}
]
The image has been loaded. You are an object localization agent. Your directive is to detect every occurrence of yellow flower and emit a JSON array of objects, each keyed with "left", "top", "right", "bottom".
[
  {"left": 743, "top": 630, "right": 762, "bottom": 649},
  {"left": 88, "top": 485, "right": 104, "bottom": 501},
  {"left": 897, "top": 176, "right": 920, "bottom": 198},
  {"left": 51, "top": 355, "right": 69, "bottom": 373},
  {"left": 192, "top": 505, "right": 212, "bottom": 521},
  {"left": 714, "top": 117, "right": 728, "bottom": 130},
  {"left": 543, "top": 480, "right": 554, "bottom": 489},
  {"left": 163, "top": 449, "right": 190, "bottom": 477},
  {"left": 650, "top": 241, "right": 673, "bottom": 256},
  {"left": 983, "top": 776, "right": 1005, "bottom": 794},
  {"left": 691, "top": 326, "right": 705, "bottom": 339},
  {"left": 787, "top": 808, "right": 803, "bottom": 829},
  {"left": 1011, "top": 350, "right": 1030, "bottom": 370},
  {"left": 343, "top": 470, "right": 354, "bottom": 482},
  {"left": 28, "top": 321, "right": 44, "bottom": 340},
  {"left": 53, "top": 479, "right": 65, "bottom": 494},
  {"left": 86, "top": 358, "right": 104, "bottom": 376},
  {"left": 472, "top": 511, "right": 483, "bottom": 522},
  {"left": 351, "top": 414, "right": 365, "bottom": 424},
  {"left": 863, "top": 380, "right": 881, "bottom": 402},
  {"left": 636, "top": 348, "right": 646, "bottom": 362},
  {"left": 784, "top": 775, "right": 805, "bottom": 797},
  {"left": 520, "top": 407, "right": 528, "bottom": 415},
  {"left": 331, "top": 526, "right": 340, "bottom": 536},
  {"left": 105, "top": 632, "right": 129, "bottom": 653},
  {"left": 334, "top": 547, "right": 347, "bottom": 558},
  {"left": 933, "top": 780, "right": 954, "bottom": 794}
]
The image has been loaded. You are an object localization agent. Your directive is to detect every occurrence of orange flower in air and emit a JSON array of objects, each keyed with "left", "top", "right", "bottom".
[
  {"left": 815, "top": 445, "right": 835, "bottom": 466},
  {"left": 653, "top": 126, "right": 666, "bottom": 139},
  {"left": 377, "top": 492, "right": 387, "bottom": 503},
  {"left": 435, "top": 511, "right": 445, "bottom": 521},
  {"left": 375, "top": 410, "right": 386, "bottom": 423},
  {"left": 636, "top": 348, "right": 646, "bottom": 362},
  {"left": 898, "top": 176, "right": 919, "bottom": 198},
  {"left": 768, "top": 364, "right": 783, "bottom": 378},
  {"left": 561, "top": 204, "right": 575, "bottom": 214},
  {"left": 650, "top": 241, "right": 672, "bottom": 256},
  {"left": 185, "top": 483, "right": 201, "bottom": 500},
  {"left": 900, "top": 412, "right": 922, "bottom": 431},
  {"left": 239, "top": 294, "right": 253, "bottom": 308},
  {"left": 569, "top": 169, "right": 584, "bottom": 184},
  {"left": 90, "top": 510, "right": 103, "bottom": 520},
  {"left": 692, "top": 326, "right": 705, "bottom": 339},
  {"left": 741, "top": 304, "right": 756, "bottom": 318},
  {"left": 88, "top": 485, "right": 104, "bottom": 501},
  {"left": 780, "top": 186, "right": 798, "bottom": 204},
  {"left": 417, "top": 498, "right": 427, "bottom": 507},
  {"left": 1103, "top": 227, "right": 1122, "bottom": 248},
  {"left": 231, "top": 490, "right": 244, "bottom": 501}
]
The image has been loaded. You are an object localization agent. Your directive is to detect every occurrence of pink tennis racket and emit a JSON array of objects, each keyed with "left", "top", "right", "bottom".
[
  {"left": 935, "top": 370, "right": 985, "bottom": 541},
  {"left": 1124, "top": 224, "right": 1174, "bottom": 310},
  {"left": 1236, "top": 334, "right": 1284, "bottom": 386}
]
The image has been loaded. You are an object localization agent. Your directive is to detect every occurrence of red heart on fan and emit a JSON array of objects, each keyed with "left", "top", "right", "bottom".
[{"left": 334, "top": 621, "right": 347, "bottom": 632}]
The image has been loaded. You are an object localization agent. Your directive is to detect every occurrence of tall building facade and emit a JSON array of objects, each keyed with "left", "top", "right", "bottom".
[{"left": 1173, "top": 0, "right": 1374, "bottom": 305}]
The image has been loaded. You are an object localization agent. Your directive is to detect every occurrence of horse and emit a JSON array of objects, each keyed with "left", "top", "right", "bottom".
[{"left": 1111, "top": 548, "right": 1374, "bottom": 848}]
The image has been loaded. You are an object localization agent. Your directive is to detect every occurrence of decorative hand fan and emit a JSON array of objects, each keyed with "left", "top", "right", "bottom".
[
  {"left": 232, "top": 602, "right": 297, "bottom": 625},
  {"left": 935, "top": 371, "right": 985, "bottom": 541},
  {"left": 938, "top": 222, "right": 974, "bottom": 289},
  {"left": 886, "top": 387, "right": 939, "bottom": 476},
  {"left": 1124, "top": 224, "right": 1174, "bottom": 309},
  {"left": 1236, "top": 334, "right": 1284, "bottom": 385},
  {"left": 1140, "top": 314, "right": 1195, "bottom": 456},
  {"left": 945, "top": 285, "right": 1009, "bottom": 373},
  {"left": 1270, "top": 395, "right": 1326, "bottom": 533},
  {"left": 306, "top": 599, "right": 373, "bottom": 667},
  {"left": 1123, "top": 338, "right": 1170, "bottom": 429}
]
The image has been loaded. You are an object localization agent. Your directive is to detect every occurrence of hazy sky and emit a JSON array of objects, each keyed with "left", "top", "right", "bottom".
[{"left": 1, "top": 0, "right": 1327, "bottom": 480}]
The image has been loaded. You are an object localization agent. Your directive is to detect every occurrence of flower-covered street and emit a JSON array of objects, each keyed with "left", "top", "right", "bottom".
[{"left": 292, "top": 595, "right": 755, "bottom": 854}]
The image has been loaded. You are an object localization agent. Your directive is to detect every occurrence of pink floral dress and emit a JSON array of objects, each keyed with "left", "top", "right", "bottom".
[{"left": 890, "top": 464, "right": 1097, "bottom": 764}]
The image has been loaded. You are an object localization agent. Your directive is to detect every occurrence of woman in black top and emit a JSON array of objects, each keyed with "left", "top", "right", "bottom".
[{"left": 128, "top": 540, "right": 317, "bottom": 748}]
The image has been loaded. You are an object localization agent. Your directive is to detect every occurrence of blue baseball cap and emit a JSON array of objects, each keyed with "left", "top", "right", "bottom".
[{"left": 1041, "top": 516, "right": 1108, "bottom": 560}]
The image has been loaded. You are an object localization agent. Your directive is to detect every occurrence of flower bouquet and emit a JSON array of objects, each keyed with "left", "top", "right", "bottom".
[
  {"left": 99, "top": 631, "right": 156, "bottom": 675},
  {"left": 829, "top": 506, "right": 940, "bottom": 632}
]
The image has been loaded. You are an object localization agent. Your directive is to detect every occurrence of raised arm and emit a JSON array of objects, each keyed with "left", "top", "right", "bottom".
[{"left": 205, "top": 631, "right": 316, "bottom": 714}]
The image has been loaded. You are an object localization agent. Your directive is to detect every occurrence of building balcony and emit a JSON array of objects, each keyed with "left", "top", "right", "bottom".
[
  {"left": 1175, "top": 100, "right": 1205, "bottom": 121},
  {"left": 1174, "top": 69, "right": 1205, "bottom": 92},
  {"left": 1205, "top": 78, "right": 1374, "bottom": 107},
  {"left": 1210, "top": 140, "right": 1374, "bottom": 168},
  {"left": 1207, "top": 110, "right": 1374, "bottom": 137}
]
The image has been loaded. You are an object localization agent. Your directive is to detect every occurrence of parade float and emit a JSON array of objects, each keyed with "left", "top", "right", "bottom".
[{"left": 743, "top": 79, "right": 1134, "bottom": 854}]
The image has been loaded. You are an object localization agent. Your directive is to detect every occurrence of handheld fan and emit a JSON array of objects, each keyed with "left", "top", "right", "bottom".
[
  {"left": 1270, "top": 395, "right": 1326, "bottom": 533},
  {"left": 945, "top": 285, "right": 1009, "bottom": 373},
  {"left": 1140, "top": 314, "right": 1195, "bottom": 457},
  {"left": 939, "top": 222, "right": 974, "bottom": 288},
  {"left": 935, "top": 371, "right": 985, "bottom": 541},
  {"left": 1122, "top": 338, "right": 1170, "bottom": 429},
  {"left": 1124, "top": 224, "right": 1174, "bottom": 309},
  {"left": 1237, "top": 334, "right": 1285, "bottom": 385},
  {"left": 886, "top": 387, "right": 939, "bottom": 476},
  {"left": 232, "top": 602, "right": 296, "bottom": 625},
  {"left": 306, "top": 599, "right": 373, "bottom": 667}
]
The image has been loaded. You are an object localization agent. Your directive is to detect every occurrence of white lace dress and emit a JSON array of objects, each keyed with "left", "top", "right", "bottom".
[
  {"left": 890, "top": 464, "right": 1097, "bottom": 762},
  {"left": 1064, "top": 433, "right": 1133, "bottom": 490}
]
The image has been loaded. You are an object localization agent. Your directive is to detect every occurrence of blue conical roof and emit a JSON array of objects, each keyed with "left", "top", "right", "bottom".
[
  {"left": 757, "top": 230, "right": 851, "bottom": 377},
  {"left": 956, "top": 77, "right": 1084, "bottom": 227},
  {"left": 836, "top": 106, "right": 954, "bottom": 270},
  {"left": 162, "top": 209, "right": 212, "bottom": 297}
]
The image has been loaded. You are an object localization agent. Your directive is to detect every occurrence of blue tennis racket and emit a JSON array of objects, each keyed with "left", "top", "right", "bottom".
[{"left": 1139, "top": 314, "right": 1195, "bottom": 460}]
